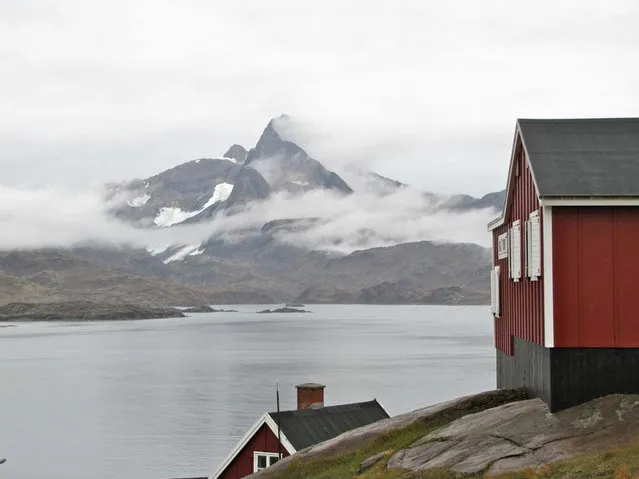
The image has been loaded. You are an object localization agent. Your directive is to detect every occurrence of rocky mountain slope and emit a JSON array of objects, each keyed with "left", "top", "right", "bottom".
[
  {"left": 1, "top": 115, "right": 505, "bottom": 306},
  {"left": 0, "top": 251, "right": 275, "bottom": 305}
]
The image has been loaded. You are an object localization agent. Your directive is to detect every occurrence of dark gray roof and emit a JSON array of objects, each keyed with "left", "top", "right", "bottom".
[
  {"left": 269, "top": 400, "right": 389, "bottom": 451},
  {"left": 518, "top": 118, "right": 639, "bottom": 197}
]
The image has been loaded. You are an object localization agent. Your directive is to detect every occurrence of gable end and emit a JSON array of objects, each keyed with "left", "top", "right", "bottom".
[
  {"left": 488, "top": 124, "right": 542, "bottom": 231},
  {"left": 208, "top": 413, "right": 296, "bottom": 479}
]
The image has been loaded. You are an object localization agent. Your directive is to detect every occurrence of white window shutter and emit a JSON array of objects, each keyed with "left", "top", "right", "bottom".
[
  {"left": 490, "top": 267, "right": 496, "bottom": 314},
  {"left": 508, "top": 228, "right": 513, "bottom": 278},
  {"left": 525, "top": 220, "right": 532, "bottom": 277},
  {"left": 494, "top": 266, "right": 500, "bottom": 316},
  {"left": 530, "top": 215, "right": 541, "bottom": 279},
  {"left": 510, "top": 222, "right": 521, "bottom": 281},
  {"left": 490, "top": 265, "right": 500, "bottom": 316},
  {"left": 524, "top": 221, "right": 528, "bottom": 277}
]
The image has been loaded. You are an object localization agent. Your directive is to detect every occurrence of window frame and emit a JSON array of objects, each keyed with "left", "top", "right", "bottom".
[
  {"left": 253, "top": 452, "right": 281, "bottom": 472},
  {"left": 497, "top": 232, "right": 508, "bottom": 259}
]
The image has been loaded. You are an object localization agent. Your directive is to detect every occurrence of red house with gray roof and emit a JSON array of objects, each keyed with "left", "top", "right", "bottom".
[
  {"left": 207, "top": 383, "right": 388, "bottom": 479},
  {"left": 488, "top": 117, "right": 639, "bottom": 412}
]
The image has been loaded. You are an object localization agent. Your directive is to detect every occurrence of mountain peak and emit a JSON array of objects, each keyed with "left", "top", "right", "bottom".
[
  {"left": 264, "top": 114, "right": 295, "bottom": 141},
  {"left": 268, "top": 113, "right": 292, "bottom": 127},
  {"left": 247, "top": 115, "right": 292, "bottom": 162},
  {"left": 223, "top": 144, "right": 248, "bottom": 163}
]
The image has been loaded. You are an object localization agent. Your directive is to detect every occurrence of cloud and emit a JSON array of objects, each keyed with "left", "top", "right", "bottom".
[
  {"left": 0, "top": 183, "right": 495, "bottom": 253},
  {"left": 1, "top": 0, "right": 638, "bottom": 196}
]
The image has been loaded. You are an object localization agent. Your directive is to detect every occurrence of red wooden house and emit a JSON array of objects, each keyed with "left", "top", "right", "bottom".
[
  {"left": 488, "top": 117, "right": 639, "bottom": 412},
  {"left": 207, "top": 383, "right": 389, "bottom": 479}
]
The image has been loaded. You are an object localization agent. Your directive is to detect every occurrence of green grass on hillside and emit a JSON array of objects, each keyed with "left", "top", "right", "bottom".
[{"left": 278, "top": 419, "right": 440, "bottom": 479}]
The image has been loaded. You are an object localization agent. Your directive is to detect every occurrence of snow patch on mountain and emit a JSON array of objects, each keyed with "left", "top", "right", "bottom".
[
  {"left": 146, "top": 245, "right": 170, "bottom": 256},
  {"left": 163, "top": 244, "right": 204, "bottom": 264},
  {"left": 153, "top": 207, "right": 199, "bottom": 227},
  {"left": 209, "top": 182, "right": 234, "bottom": 204},
  {"left": 217, "top": 156, "right": 240, "bottom": 164},
  {"left": 127, "top": 193, "right": 150, "bottom": 207},
  {"left": 153, "top": 182, "right": 234, "bottom": 227}
]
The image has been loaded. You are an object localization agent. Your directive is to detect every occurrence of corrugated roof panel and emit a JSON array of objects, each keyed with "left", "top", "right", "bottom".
[
  {"left": 518, "top": 118, "right": 639, "bottom": 197},
  {"left": 269, "top": 400, "right": 389, "bottom": 451}
]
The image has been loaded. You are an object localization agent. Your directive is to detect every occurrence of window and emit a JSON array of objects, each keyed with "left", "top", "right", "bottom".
[
  {"left": 253, "top": 452, "right": 281, "bottom": 472},
  {"left": 490, "top": 265, "right": 500, "bottom": 317},
  {"left": 497, "top": 233, "right": 508, "bottom": 259},
  {"left": 509, "top": 220, "right": 522, "bottom": 281},
  {"left": 527, "top": 210, "right": 541, "bottom": 280}
]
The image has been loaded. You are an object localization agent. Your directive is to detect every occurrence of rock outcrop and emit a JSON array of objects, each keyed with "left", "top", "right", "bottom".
[
  {"left": 182, "top": 305, "right": 238, "bottom": 313},
  {"left": 0, "top": 301, "right": 184, "bottom": 321},
  {"left": 249, "top": 390, "right": 639, "bottom": 478},
  {"left": 249, "top": 389, "right": 529, "bottom": 478},
  {"left": 257, "top": 307, "right": 310, "bottom": 314}
]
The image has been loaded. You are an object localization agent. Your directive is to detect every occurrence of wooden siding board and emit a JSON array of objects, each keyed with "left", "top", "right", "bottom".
[
  {"left": 578, "top": 208, "right": 616, "bottom": 346},
  {"left": 612, "top": 208, "right": 639, "bottom": 347},
  {"left": 492, "top": 139, "right": 544, "bottom": 355},
  {"left": 552, "top": 209, "right": 581, "bottom": 347}
]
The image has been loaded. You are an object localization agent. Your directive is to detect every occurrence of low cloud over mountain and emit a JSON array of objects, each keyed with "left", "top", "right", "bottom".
[{"left": 0, "top": 116, "right": 504, "bottom": 305}]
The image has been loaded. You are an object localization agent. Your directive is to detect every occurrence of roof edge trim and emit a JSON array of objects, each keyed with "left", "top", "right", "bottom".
[{"left": 541, "top": 197, "right": 639, "bottom": 206}]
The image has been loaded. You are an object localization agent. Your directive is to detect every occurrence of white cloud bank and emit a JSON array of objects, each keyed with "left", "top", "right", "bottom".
[{"left": 0, "top": 184, "right": 496, "bottom": 254}]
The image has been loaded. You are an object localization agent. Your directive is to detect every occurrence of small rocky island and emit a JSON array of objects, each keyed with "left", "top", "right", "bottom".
[
  {"left": 257, "top": 307, "right": 311, "bottom": 314},
  {"left": 0, "top": 301, "right": 185, "bottom": 321},
  {"left": 182, "top": 305, "right": 238, "bottom": 313}
]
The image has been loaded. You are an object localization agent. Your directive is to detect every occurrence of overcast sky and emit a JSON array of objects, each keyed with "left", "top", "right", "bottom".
[{"left": 2, "top": 0, "right": 639, "bottom": 196}]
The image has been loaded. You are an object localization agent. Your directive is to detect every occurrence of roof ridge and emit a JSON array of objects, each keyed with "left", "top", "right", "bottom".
[
  {"left": 269, "top": 398, "right": 381, "bottom": 416},
  {"left": 518, "top": 117, "right": 639, "bottom": 123}
]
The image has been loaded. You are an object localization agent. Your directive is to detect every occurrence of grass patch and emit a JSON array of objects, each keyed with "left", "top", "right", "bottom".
[{"left": 279, "top": 420, "right": 440, "bottom": 479}]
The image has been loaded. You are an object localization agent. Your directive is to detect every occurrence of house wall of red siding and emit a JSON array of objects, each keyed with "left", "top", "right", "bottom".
[
  {"left": 218, "top": 424, "right": 290, "bottom": 479},
  {"left": 493, "top": 139, "right": 545, "bottom": 355},
  {"left": 552, "top": 206, "right": 639, "bottom": 348}
]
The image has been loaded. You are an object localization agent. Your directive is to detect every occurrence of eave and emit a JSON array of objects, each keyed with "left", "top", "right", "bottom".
[{"left": 539, "top": 196, "right": 639, "bottom": 206}]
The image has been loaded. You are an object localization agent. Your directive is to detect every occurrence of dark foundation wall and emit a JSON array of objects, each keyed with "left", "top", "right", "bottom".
[
  {"left": 497, "top": 337, "right": 639, "bottom": 412},
  {"left": 496, "top": 337, "right": 552, "bottom": 406},
  {"left": 551, "top": 347, "right": 639, "bottom": 412}
]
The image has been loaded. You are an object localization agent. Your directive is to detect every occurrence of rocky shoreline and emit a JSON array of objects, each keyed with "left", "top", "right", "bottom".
[
  {"left": 0, "top": 301, "right": 185, "bottom": 321},
  {"left": 257, "top": 307, "right": 311, "bottom": 314},
  {"left": 182, "top": 305, "right": 238, "bottom": 313}
]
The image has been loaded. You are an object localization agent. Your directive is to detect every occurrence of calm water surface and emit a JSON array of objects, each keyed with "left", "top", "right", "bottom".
[{"left": 0, "top": 305, "right": 495, "bottom": 479}]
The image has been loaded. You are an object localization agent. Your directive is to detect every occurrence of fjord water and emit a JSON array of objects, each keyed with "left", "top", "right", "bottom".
[{"left": 0, "top": 305, "right": 494, "bottom": 479}]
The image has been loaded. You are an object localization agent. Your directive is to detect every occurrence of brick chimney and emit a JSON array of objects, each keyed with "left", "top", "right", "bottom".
[{"left": 296, "top": 383, "right": 325, "bottom": 410}]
